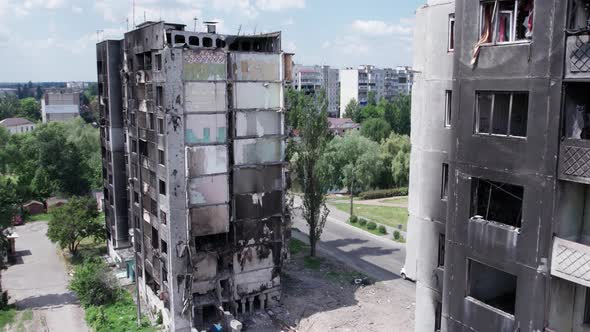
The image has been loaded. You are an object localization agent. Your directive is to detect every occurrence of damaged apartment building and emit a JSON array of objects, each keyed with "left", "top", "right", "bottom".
[
  {"left": 406, "top": 0, "right": 590, "bottom": 331},
  {"left": 96, "top": 21, "right": 292, "bottom": 331}
]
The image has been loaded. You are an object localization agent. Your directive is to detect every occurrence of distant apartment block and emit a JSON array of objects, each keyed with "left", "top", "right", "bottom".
[
  {"left": 0, "top": 117, "right": 36, "bottom": 134},
  {"left": 66, "top": 81, "right": 88, "bottom": 90},
  {"left": 41, "top": 89, "right": 80, "bottom": 123},
  {"left": 97, "top": 21, "right": 291, "bottom": 331},
  {"left": 292, "top": 64, "right": 340, "bottom": 117},
  {"left": 339, "top": 65, "right": 413, "bottom": 117}
]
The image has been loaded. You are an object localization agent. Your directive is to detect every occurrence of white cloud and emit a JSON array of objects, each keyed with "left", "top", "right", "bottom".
[
  {"left": 94, "top": 0, "right": 203, "bottom": 26},
  {"left": 255, "top": 0, "right": 304, "bottom": 11},
  {"left": 72, "top": 5, "right": 83, "bottom": 14},
  {"left": 351, "top": 19, "right": 412, "bottom": 36},
  {"left": 211, "top": 0, "right": 258, "bottom": 19}
]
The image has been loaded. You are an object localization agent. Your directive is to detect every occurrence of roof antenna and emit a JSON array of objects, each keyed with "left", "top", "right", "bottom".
[
  {"left": 237, "top": 24, "right": 242, "bottom": 36},
  {"left": 193, "top": 17, "right": 198, "bottom": 32},
  {"left": 253, "top": 24, "right": 257, "bottom": 35},
  {"left": 144, "top": 11, "right": 146, "bottom": 23}
]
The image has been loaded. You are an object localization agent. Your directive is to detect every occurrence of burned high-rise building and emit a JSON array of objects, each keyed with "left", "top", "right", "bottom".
[
  {"left": 96, "top": 21, "right": 292, "bottom": 331},
  {"left": 407, "top": 0, "right": 590, "bottom": 331}
]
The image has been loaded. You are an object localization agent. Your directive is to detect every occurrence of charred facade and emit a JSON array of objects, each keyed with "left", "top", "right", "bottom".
[
  {"left": 407, "top": 0, "right": 590, "bottom": 331},
  {"left": 96, "top": 21, "right": 292, "bottom": 331}
]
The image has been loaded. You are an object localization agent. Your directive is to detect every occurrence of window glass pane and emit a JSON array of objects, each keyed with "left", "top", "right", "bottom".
[
  {"left": 510, "top": 93, "right": 528, "bottom": 137},
  {"left": 492, "top": 93, "right": 510, "bottom": 135},
  {"left": 477, "top": 93, "right": 493, "bottom": 134},
  {"left": 516, "top": 0, "right": 534, "bottom": 40},
  {"left": 496, "top": 2, "right": 515, "bottom": 43}
]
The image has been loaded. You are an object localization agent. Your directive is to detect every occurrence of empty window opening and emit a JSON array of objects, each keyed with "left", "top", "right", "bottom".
[
  {"left": 438, "top": 234, "right": 446, "bottom": 267},
  {"left": 150, "top": 198, "right": 158, "bottom": 216},
  {"left": 174, "top": 34, "right": 186, "bottom": 44},
  {"left": 476, "top": 91, "right": 528, "bottom": 138},
  {"left": 166, "top": 33, "right": 171, "bottom": 45},
  {"left": 156, "top": 86, "right": 163, "bottom": 107},
  {"left": 158, "top": 118, "right": 165, "bottom": 135},
  {"left": 159, "top": 180, "right": 166, "bottom": 196},
  {"left": 189, "top": 36, "right": 199, "bottom": 46},
  {"left": 435, "top": 301, "right": 442, "bottom": 332},
  {"left": 134, "top": 191, "right": 139, "bottom": 204},
  {"left": 253, "top": 41, "right": 262, "bottom": 51},
  {"left": 148, "top": 113, "right": 155, "bottom": 130},
  {"left": 216, "top": 39, "right": 226, "bottom": 48},
  {"left": 564, "top": 83, "right": 590, "bottom": 139},
  {"left": 144, "top": 52, "right": 152, "bottom": 70},
  {"left": 160, "top": 210, "right": 167, "bottom": 225},
  {"left": 159, "top": 149, "right": 165, "bottom": 165},
  {"left": 161, "top": 239, "right": 168, "bottom": 254},
  {"left": 139, "top": 140, "right": 148, "bottom": 157},
  {"left": 203, "top": 37, "right": 213, "bottom": 47},
  {"left": 441, "top": 163, "right": 449, "bottom": 200},
  {"left": 155, "top": 54, "right": 162, "bottom": 71},
  {"left": 152, "top": 226, "right": 159, "bottom": 249},
  {"left": 445, "top": 90, "right": 452, "bottom": 127},
  {"left": 448, "top": 14, "right": 455, "bottom": 51},
  {"left": 471, "top": 177, "right": 524, "bottom": 228},
  {"left": 468, "top": 259, "right": 517, "bottom": 315},
  {"left": 569, "top": 0, "right": 590, "bottom": 30},
  {"left": 479, "top": 0, "right": 534, "bottom": 45},
  {"left": 229, "top": 42, "right": 239, "bottom": 51},
  {"left": 162, "top": 266, "right": 168, "bottom": 283},
  {"left": 241, "top": 41, "right": 251, "bottom": 51},
  {"left": 584, "top": 287, "right": 590, "bottom": 324}
]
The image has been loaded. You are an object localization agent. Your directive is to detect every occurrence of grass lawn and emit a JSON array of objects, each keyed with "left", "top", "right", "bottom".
[
  {"left": 70, "top": 237, "right": 107, "bottom": 265},
  {"left": 28, "top": 213, "right": 52, "bottom": 222},
  {"left": 0, "top": 306, "right": 17, "bottom": 330},
  {"left": 331, "top": 202, "right": 408, "bottom": 231},
  {"left": 381, "top": 196, "right": 408, "bottom": 205}
]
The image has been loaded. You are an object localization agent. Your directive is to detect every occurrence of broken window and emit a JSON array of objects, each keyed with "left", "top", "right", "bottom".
[
  {"left": 150, "top": 198, "right": 158, "bottom": 216},
  {"left": 158, "top": 118, "right": 164, "bottom": 135},
  {"left": 162, "top": 266, "right": 168, "bottom": 283},
  {"left": 139, "top": 140, "right": 148, "bottom": 157},
  {"left": 159, "top": 180, "right": 166, "bottom": 196},
  {"left": 584, "top": 287, "right": 590, "bottom": 324},
  {"left": 152, "top": 226, "right": 159, "bottom": 249},
  {"left": 468, "top": 259, "right": 517, "bottom": 315},
  {"left": 438, "top": 234, "right": 446, "bottom": 267},
  {"left": 144, "top": 52, "right": 152, "bottom": 70},
  {"left": 441, "top": 163, "right": 449, "bottom": 200},
  {"left": 203, "top": 37, "right": 213, "bottom": 47},
  {"left": 159, "top": 149, "right": 165, "bottom": 166},
  {"left": 155, "top": 54, "right": 162, "bottom": 71},
  {"left": 475, "top": 91, "right": 528, "bottom": 138},
  {"left": 189, "top": 36, "right": 199, "bottom": 46},
  {"left": 156, "top": 86, "right": 163, "bottom": 107},
  {"left": 479, "top": 1, "right": 534, "bottom": 44},
  {"left": 160, "top": 210, "right": 167, "bottom": 225},
  {"left": 448, "top": 14, "right": 455, "bottom": 51},
  {"left": 148, "top": 113, "right": 155, "bottom": 130},
  {"left": 174, "top": 34, "right": 185, "bottom": 44},
  {"left": 445, "top": 90, "right": 452, "bottom": 127},
  {"left": 134, "top": 191, "right": 139, "bottom": 204},
  {"left": 470, "top": 177, "right": 524, "bottom": 228},
  {"left": 568, "top": 0, "right": 590, "bottom": 30},
  {"left": 435, "top": 301, "right": 442, "bottom": 332},
  {"left": 161, "top": 239, "right": 167, "bottom": 254},
  {"left": 564, "top": 83, "right": 590, "bottom": 139},
  {"left": 241, "top": 41, "right": 251, "bottom": 51},
  {"left": 216, "top": 39, "right": 225, "bottom": 48}
]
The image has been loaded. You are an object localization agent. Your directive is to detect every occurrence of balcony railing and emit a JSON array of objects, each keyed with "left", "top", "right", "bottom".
[
  {"left": 551, "top": 237, "right": 590, "bottom": 287},
  {"left": 558, "top": 138, "right": 590, "bottom": 184},
  {"left": 566, "top": 31, "right": 590, "bottom": 79}
]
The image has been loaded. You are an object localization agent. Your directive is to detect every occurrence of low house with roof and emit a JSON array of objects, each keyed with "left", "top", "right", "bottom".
[
  {"left": 0, "top": 118, "right": 36, "bottom": 134},
  {"left": 328, "top": 118, "right": 360, "bottom": 136}
]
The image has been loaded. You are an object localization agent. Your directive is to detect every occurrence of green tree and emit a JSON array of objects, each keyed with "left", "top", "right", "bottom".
[
  {"left": 18, "top": 97, "right": 41, "bottom": 121},
  {"left": 0, "top": 95, "right": 19, "bottom": 120},
  {"left": 35, "top": 85, "right": 43, "bottom": 100},
  {"left": 69, "top": 258, "right": 118, "bottom": 307},
  {"left": 289, "top": 91, "right": 331, "bottom": 257},
  {"left": 344, "top": 99, "right": 359, "bottom": 120},
  {"left": 47, "top": 196, "right": 104, "bottom": 256},
  {"left": 391, "top": 94, "right": 411, "bottom": 135},
  {"left": 380, "top": 133, "right": 411, "bottom": 187},
  {"left": 360, "top": 117, "right": 391, "bottom": 143},
  {"left": 367, "top": 91, "right": 377, "bottom": 106},
  {"left": 324, "top": 133, "right": 382, "bottom": 216}
]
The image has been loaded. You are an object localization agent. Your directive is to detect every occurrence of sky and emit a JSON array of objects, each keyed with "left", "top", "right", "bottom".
[{"left": 0, "top": 0, "right": 424, "bottom": 82}]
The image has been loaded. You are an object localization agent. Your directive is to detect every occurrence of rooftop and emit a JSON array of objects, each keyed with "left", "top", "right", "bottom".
[{"left": 0, "top": 117, "right": 34, "bottom": 127}]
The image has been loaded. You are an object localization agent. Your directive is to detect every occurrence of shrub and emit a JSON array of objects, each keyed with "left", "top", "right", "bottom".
[
  {"left": 69, "top": 258, "right": 118, "bottom": 307},
  {"left": 378, "top": 225, "right": 387, "bottom": 234},
  {"left": 359, "top": 218, "right": 367, "bottom": 226},
  {"left": 367, "top": 221, "right": 377, "bottom": 230},
  {"left": 393, "top": 230, "right": 401, "bottom": 241},
  {"left": 349, "top": 215, "right": 358, "bottom": 224},
  {"left": 358, "top": 187, "right": 408, "bottom": 200}
]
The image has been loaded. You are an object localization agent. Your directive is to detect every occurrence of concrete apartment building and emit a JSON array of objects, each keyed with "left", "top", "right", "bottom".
[
  {"left": 0, "top": 118, "right": 36, "bottom": 134},
  {"left": 292, "top": 64, "right": 340, "bottom": 117},
  {"left": 97, "top": 21, "right": 291, "bottom": 331},
  {"left": 406, "top": 0, "right": 590, "bottom": 331},
  {"left": 339, "top": 65, "right": 413, "bottom": 117},
  {"left": 41, "top": 89, "right": 81, "bottom": 123}
]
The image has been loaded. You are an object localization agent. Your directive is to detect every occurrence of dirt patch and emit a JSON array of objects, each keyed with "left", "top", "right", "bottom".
[{"left": 242, "top": 240, "right": 415, "bottom": 332}]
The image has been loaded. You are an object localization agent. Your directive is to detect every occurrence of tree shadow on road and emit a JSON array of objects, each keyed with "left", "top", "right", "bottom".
[{"left": 13, "top": 292, "right": 79, "bottom": 310}]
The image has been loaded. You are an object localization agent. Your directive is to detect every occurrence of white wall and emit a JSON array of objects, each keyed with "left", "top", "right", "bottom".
[
  {"left": 339, "top": 69, "right": 359, "bottom": 118},
  {"left": 4, "top": 124, "right": 35, "bottom": 134}
]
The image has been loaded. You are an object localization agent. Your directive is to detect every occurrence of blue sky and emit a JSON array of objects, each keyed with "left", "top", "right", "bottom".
[{"left": 0, "top": 0, "right": 424, "bottom": 82}]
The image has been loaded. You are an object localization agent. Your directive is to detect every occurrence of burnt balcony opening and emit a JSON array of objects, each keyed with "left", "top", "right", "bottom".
[
  {"left": 555, "top": 182, "right": 590, "bottom": 244},
  {"left": 470, "top": 177, "right": 524, "bottom": 228},
  {"left": 569, "top": 0, "right": 590, "bottom": 30},
  {"left": 564, "top": 83, "right": 590, "bottom": 139},
  {"left": 468, "top": 259, "right": 517, "bottom": 315}
]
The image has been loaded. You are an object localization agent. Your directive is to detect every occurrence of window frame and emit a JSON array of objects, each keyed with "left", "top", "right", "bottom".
[
  {"left": 438, "top": 234, "right": 446, "bottom": 268},
  {"left": 441, "top": 163, "right": 449, "bottom": 200},
  {"left": 444, "top": 90, "right": 452, "bottom": 128},
  {"left": 478, "top": 0, "right": 533, "bottom": 46},
  {"left": 474, "top": 91, "right": 529, "bottom": 139},
  {"left": 584, "top": 287, "right": 590, "bottom": 324},
  {"left": 448, "top": 14, "right": 455, "bottom": 52}
]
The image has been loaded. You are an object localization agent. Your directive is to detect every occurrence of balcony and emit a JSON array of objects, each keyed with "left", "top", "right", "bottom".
[
  {"left": 551, "top": 237, "right": 590, "bottom": 287},
  {"left": 566, "top": 33, "right": 590, "bottom": 79},
  {"left": 559, "top": 139, "right": 590, "bottom": 184}
]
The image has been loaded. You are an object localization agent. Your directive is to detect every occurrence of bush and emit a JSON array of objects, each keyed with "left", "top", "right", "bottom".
[
  {"left": 69, "top": 258, "right": 118, "bottom": 307},
  {"left": 359, "top": 218, "right": 367, "bottom": 226},
  {"left": 378, "top": 225, "right": 387, "bottom": 234},
  {"left": 85, "top": 290, "right": 154, "bottom": 332},
  {"left": 349, "top": 215, "right": 358, "bottom": 224},
  {"left": 393, "top": 230, "right": 401, "bottom": 241},
  {"left": 358, "top": 187, "right": 408, "bottom": 200},
  {"left": 367, "top": 221, "right": 377, "bottom": 230}
]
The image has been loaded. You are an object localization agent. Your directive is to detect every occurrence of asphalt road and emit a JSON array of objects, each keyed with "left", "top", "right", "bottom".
[{"left": 291, "top": 200, "right": 408, "bottom": 282}]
